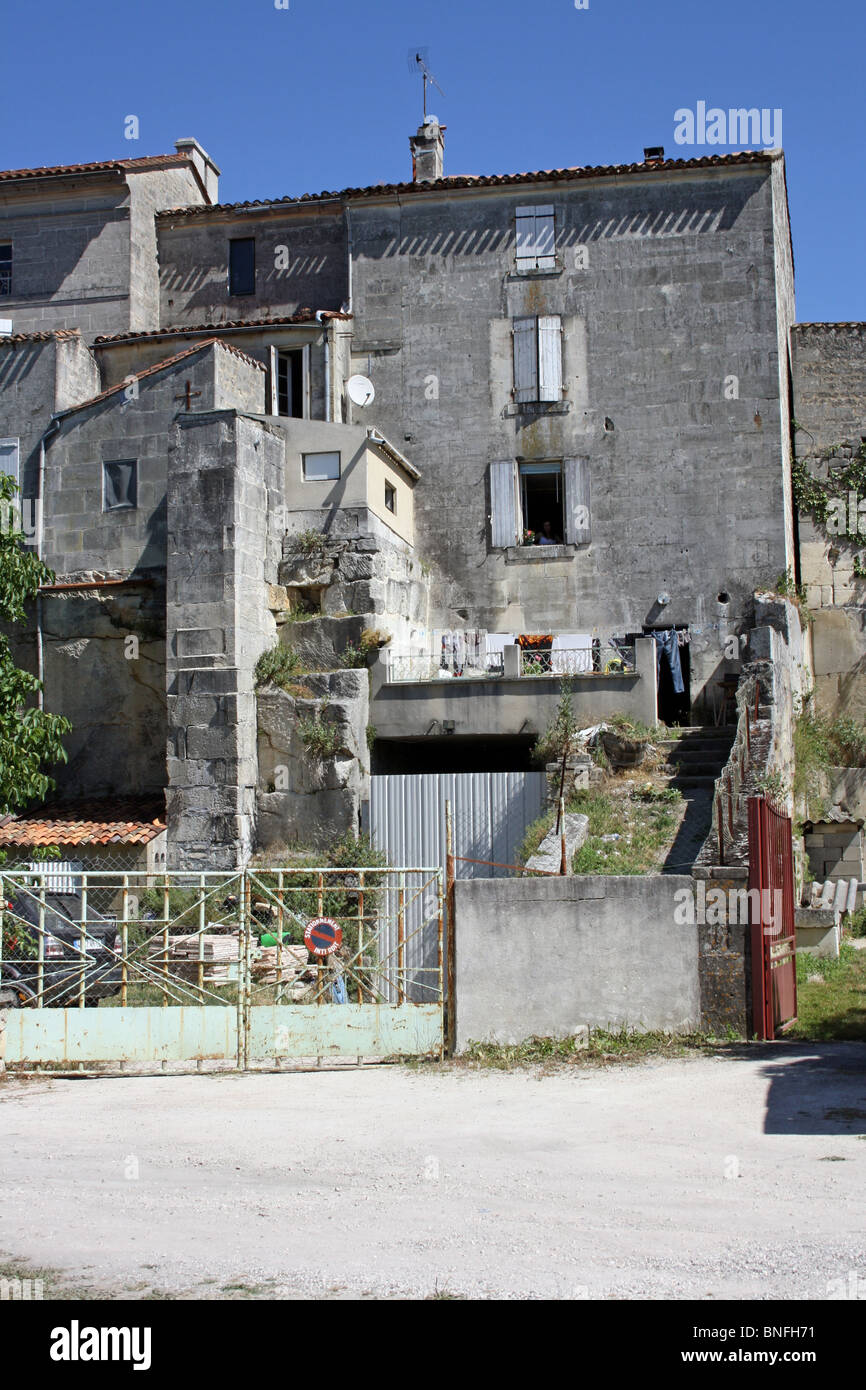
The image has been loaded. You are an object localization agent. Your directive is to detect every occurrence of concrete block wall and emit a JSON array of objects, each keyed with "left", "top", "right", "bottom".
[{"left": 453, "top": 874, "right": 701, "bottom": 1048}]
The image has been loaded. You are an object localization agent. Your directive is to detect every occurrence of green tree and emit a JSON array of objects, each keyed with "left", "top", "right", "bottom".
[{"left": 0, "top": 473, "right": 70, "bottom": 812}]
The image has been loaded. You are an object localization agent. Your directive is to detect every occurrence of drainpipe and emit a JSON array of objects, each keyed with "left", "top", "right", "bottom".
[
  {"left": 35, "top": 416, "right": 62, "bottom": 710},
  {"left": 316, "top": 311, "right": 332, "bottom": 422}
]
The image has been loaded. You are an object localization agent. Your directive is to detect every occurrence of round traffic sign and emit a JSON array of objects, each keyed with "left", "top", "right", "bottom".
[{"left": 304, "top": 917, "right": 343, "bottom": 957}]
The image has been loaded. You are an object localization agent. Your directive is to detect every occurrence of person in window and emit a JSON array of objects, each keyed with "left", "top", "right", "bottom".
[{"left": 537, "top": 519, "right": 561, "bottom": 545}]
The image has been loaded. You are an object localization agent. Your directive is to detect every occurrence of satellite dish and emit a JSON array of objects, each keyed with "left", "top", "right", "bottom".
[{"left": 347, "top": 375, "right": 375, "bottom": 408}]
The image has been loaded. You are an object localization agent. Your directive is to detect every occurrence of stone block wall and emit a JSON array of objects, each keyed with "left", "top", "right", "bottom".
[{"left": 165, "top": 412, "right": 283, "bottom": 868}]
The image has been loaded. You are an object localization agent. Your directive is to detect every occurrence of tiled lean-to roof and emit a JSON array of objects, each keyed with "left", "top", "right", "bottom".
[{"left": 0, "top": 799, "right": 166, "bottom": 848}]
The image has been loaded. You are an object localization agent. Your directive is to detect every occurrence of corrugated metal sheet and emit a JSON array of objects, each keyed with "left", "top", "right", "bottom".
[{"left": 368, "top": 772, "right": 546, "bottom": 997}]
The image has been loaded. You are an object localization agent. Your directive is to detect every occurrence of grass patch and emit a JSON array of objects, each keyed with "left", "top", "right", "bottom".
[
  {"left": 788, "top": 941, "right": 866, "bottom": 1041},
  {"left": 516, "top": 783, "right": 683, "bottom": 875},
  {"left": 570, "top": 786, "right": 682, "bottom": 875},
  {"left": 793, "top": 704, "right": 866, "bottom": 811}
]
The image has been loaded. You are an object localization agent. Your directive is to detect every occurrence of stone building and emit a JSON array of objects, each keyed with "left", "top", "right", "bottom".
[{"left": 0, "top": 127, "right": 861, "bottom": 866}]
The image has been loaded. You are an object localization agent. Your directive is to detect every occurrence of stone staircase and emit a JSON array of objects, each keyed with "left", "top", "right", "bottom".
[{"left": 657, "top": 725, "right": 737, "bottom": 873}]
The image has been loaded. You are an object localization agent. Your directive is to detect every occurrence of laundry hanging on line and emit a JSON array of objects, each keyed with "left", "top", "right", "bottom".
[{"left": 652, "top": 629, "right": 685, "bottom": 695}]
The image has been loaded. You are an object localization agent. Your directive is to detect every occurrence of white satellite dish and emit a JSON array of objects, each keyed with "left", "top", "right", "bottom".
[{"left": 347, "top": 374, "right": 375, "bottom": 407}]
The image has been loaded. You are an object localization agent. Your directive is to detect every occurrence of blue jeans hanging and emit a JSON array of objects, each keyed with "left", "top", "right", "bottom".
[{"left": 652, "top": 629, "right": 684, "bottom": 695}]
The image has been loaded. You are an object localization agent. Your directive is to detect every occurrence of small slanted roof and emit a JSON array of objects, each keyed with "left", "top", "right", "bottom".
[
  {"left": 0, "top": 798, "right": 166, "bottom": 848},
  {"left": 94, "top": 309, "right": 352, "bottom": 347},
  {"left": 0, "top": 153, "right": 190, "bottom": 184},
  {"left": 55, "top": 335, "right": 265, "bottom": 418}
]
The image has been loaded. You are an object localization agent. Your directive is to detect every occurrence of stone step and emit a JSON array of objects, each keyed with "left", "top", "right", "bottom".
[{"left": 666, "top": 773, "right": 720, "bottom": 789}]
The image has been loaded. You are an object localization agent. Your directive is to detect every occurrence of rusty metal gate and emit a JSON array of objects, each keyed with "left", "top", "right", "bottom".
[
  {"left": 747, "top": 795, "right": 798, "bottom": 1039},
  {"left": 0, "top": 866, "right": 444, "bottom": 1070}
]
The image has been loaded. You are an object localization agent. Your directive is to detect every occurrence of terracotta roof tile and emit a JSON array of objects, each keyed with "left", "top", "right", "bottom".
[
  {"left": 0, "top": 799, "right": 166, "bottom": 848},
  {"left": 0, "top": 328, "right": 82, "bottom": 347},
  {"left": 94, "top": 309, "right": 352, "bottom": 347},
  {"left": 0, "top": 154, "right": 188, "bottom": 183},
  {"left": 156, "top": 150, "right": 778, "bottom": 220}
]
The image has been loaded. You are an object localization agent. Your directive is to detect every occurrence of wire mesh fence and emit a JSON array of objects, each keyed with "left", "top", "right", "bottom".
[{"left": 0, "top": 862, "right": 444, "bottom": 1014}]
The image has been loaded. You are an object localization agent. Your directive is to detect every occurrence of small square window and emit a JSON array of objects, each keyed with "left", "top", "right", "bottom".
[
  {"left": 302, "top": 451, "right": 340, "bottom": 482},
  {"left": 229, "top": 238, "right": 255, "bottom": 296},
  {"left": 384, "top": 482, "right": 396, "bottom": 513},
  {"left": 0, "top": 244, "right": 11, "bottom": 296},
  {"left": 103, "top": 460, "right": 137, "bottom": 511}
]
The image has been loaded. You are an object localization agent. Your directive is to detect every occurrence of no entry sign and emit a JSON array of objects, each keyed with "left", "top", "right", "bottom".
[{"left": 304, "top": 917, "right": 342, "bottom": 957}]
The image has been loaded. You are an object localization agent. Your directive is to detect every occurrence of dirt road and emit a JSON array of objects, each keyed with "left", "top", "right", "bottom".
[{"left": 1, "top": 1043, "right": 864, "bottom": 1300}]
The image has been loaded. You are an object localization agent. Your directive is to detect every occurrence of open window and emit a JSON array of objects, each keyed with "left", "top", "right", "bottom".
[
  {"left": 268, "top": 346, "right": 309, "bottom": 417},
  {"left": 513, "top": 315, "right": 562, "bottom": 404},
  {"left": 519, "top": 463, "right": 564, "bottom": 541},
  {"left": 489, "top": 456, "right": 591, "bottom": 548},
  {"left": 0, "top": 244, "right": 11, "bottom": 297}
]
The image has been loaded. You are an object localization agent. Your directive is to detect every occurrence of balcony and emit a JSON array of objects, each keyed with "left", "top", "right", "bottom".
[{"left": 371, "top": 636, "right": 658, "bottom": 740}]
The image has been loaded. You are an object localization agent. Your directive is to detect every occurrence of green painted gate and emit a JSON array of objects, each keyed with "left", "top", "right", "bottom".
[{"left": 0, "top": 865, "right": 444, "bottom": 1069}]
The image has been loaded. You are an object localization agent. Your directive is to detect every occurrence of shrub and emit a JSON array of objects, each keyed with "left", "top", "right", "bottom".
[
  {"left": 297, "top": 705, "right": 344, "bottom": 760},
  {"left": 255, "top": 644, "right": 304, "bottom": 689}
]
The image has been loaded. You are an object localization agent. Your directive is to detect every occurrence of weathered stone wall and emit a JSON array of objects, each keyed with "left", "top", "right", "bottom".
[
  {"left": 256, "top": 669, "right": 369, "bottom": 849},
  {"left": 790, "top": 322, "right": 866, "bottom": 720},
  {"left": 41, "top": 582, "right": 166, "bottom": 799},
  {"left": 41, "top": 342, "right": 264, "bottom": 579},
  {"left": 165, "top": 412, "right": 283, "bottom": 868},
  {"left": 347, "top": 162, "right": 793, "bottom": 712},
  {"left": 156, "top": 206, "right": 347, "bottom": 326}
]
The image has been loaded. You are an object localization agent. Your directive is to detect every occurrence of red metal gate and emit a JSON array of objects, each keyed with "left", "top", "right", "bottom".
[{"left": 747, "top": 795, "right": 798, "bottom": 1039}]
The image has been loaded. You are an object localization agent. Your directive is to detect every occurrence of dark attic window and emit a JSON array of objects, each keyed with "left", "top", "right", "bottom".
[
  {"left": 229, "top": 237, "right": 255, "bottom": 296},
  {"left": 103, "top": 460, "right": 138, "bottom": 512}
]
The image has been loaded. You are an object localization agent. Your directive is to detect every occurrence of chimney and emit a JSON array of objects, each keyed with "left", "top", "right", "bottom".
[
  {"left": 643, "top": 146, "right": 665, "bottom": 164},
  {"left": 410, "top": 117, "right": 446, "bottom": 183},
  {"left": 175, "top": 138, "right": 221, "bottom": 204}
]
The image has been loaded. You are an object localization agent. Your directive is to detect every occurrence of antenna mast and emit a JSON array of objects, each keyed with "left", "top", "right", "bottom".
[{"left": 408, "top": 48, "right": 445, "bottom": 122}]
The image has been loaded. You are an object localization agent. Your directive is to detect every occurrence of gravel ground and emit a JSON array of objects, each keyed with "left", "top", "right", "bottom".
[{"left": 1, "top": 1042, "right": 864, "bottom": 1300}]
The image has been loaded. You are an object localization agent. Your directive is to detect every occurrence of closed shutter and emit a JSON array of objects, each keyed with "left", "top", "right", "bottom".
[
  {"left": 490, "top": 460, "right": 518, "bottom": 548},
  {"left": 534, "top": 207, "right": 555, "bottom": 269},
  {"left": 563, "top": 456, "right": 591, "bottom": 546},
  {"left": 268, "top": 346, "right": 279, "bottom": 415},
  {"left": 513, "top": 317, "right": 538, "bottom": 404},
  {"left": 515, "top": 205, "right": 555, "bottom": 270},
  {"left": 0, "top": 438, "right": 19, "bottom": 489},
  {"left": 537, "top": 316, "right": 562, "bottom": 402}
]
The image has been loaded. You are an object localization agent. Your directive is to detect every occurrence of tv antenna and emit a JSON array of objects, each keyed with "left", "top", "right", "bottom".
[{"left": 407, "top": 47, "right": 445, "bottom": 122}]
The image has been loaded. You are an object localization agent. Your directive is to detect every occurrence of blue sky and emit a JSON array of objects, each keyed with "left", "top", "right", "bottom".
[{"left": 3, "top": 0, "right": 863, "bottom": 321}]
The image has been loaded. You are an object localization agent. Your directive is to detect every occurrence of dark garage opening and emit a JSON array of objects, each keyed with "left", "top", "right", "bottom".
[{"left": 372, "top": 735, "right": 536, "bottom": 776}]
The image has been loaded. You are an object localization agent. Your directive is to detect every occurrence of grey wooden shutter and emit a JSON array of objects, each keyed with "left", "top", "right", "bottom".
[
  {"left": 537, "top": 316, "right": 562, "bottom": 402},
  {"left": 0, "top": 438, "right": 19, "bottom": 489},
  {"left": 268, "top": 346, "right": 279, "bottom": 415},
  {"left": 516, "top": 205, "right": 555, "bottom": 270},
  {"left": 515, "top": 208, "right": 536, "bottom": 270},
  {"left": 490, "top": 460, "right": 518, "bottom": 547},
  {"left": 513, "top": 317, "right": 538, "bottom": 403},
  {"left": 563, "top": 456, "right": 591, "bottom": 545},
  {"left": 534, "top": 207, "right": 555, "bottom": 269}
]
